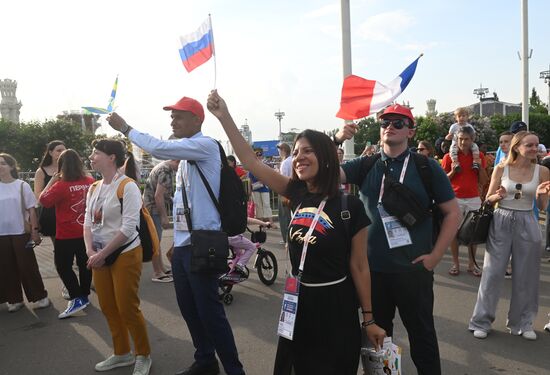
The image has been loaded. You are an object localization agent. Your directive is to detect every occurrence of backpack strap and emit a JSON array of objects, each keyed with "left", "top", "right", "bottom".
[
  {"left": 187, "top": 141, "right": 225, "bottom": 215},
  {"left": 341, "top": 192, "right": 351, "bottom": 241},
  {"left": 357, "top": 153, "right": 382, "bottom": 185},
  {"left": 116, "top": 177, "right": 135, "bottom": 213},
  {"left": 88, "top": 180, "right": 101, "bottom": 196},
  {"left": 410, "top": 153, "right": 435, "bottom": 203}
]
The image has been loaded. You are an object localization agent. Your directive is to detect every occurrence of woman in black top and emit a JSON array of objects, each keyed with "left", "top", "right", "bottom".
[
  {"left": 34, "top": 140, "right": 66, "bottom": 239},
  {"left": 208, "top": 91, "right": 385, "bottom": 375}
]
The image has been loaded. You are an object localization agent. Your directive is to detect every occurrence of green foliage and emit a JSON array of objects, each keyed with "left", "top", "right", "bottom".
[
  {"left": 530, "top": 88, "right": 548, "bottom": 114},
  {"left": 353, "top": 117, "right": 380, "bottom": 154},
  {"left": 0, "top": 118, "right": 97, "bottom": 170}
]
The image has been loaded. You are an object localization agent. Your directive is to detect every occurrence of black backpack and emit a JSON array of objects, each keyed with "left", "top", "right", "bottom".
[
  {"left": 357, "top": 152, "right": 443, "bottom": 244},
  {"left": 189, "top": 141, "right": 248, "bottom": 236}
]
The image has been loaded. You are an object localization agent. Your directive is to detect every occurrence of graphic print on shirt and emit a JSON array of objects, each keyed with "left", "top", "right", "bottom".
[
  {"left": 70, "top": 185, "right": 90, "bottom": 225},
  {"left": 289, "top": 206, "right": 334, "bottom": 245}
]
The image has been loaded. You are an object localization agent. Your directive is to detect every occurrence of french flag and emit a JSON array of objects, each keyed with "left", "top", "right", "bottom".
[
  {"left": 336, "top": 55, "right": 422, "bottom": 120},
  {"left": 179, "top": 18, "right": 215, "bottom": 73}
]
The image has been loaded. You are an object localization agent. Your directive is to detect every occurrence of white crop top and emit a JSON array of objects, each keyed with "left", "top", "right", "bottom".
[{"left": 498, "top": 164, "right": 539, "bottom": 211}]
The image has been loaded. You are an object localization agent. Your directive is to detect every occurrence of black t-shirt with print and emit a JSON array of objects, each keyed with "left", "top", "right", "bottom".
[{"left": 287, "top": 192, "right": 370, "bottom": 284}]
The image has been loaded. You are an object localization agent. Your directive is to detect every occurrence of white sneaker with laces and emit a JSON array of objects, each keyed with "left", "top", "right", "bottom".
[
  {"left": 95, "top": 353, "right": 135, "bottom": 372},
  {"left": 133, "top": 355, "right": 152, "bottom": 375},
  {"left": 473, "top": 330, "right": 487, "bottom": 339},
  {"left": 522, "top": 330, "right": 537, "bottom": 340},
  {"left": 7, "top": 302, "right": 24, "bottom": 313},
  {"left": 33, "top": 297, "right": 50, "bottom": 309},
  {"left": 61, "top": 285, "right": 70, "bottom": 300}
]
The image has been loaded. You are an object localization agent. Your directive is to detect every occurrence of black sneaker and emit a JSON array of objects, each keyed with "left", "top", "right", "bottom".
[{"left": 175, "top": 360, "right": 220, "bottom": 375}]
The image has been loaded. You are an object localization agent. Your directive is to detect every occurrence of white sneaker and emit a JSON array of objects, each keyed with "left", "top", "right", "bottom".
[
  {"left": 7, "top": 302, "right": 24, "bottom": 313},
  {"left": 544, "top": 322, "right": 550, "bottom": 332},
  {"left": 522, "top": 330, "right": 537, "bottom": 340},
  {"left": 33, "top": 297, "right": 50, "bottom": 309},
  {"left": 95, "top": 353, "right": 135, "bottom": 372},
  {"left": 61, "top": 285, "right": 71, "bottom": 300},
  {"left": 133, "top": 355, "right": 152, "bottom": 375},
  {"left": 473, "top": 330, "right": 487, "bottom": 339}
]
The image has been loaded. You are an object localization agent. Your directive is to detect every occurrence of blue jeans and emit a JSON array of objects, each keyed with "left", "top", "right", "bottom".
[{"left": 172, "top": 246, "right": 245, "bottom": 375}]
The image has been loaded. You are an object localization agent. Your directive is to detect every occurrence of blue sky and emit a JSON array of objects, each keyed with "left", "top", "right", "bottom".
[{"left": 2, "top": 0, "right": 549, "bottom": 143}]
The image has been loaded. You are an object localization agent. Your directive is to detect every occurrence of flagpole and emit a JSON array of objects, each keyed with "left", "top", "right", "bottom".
[
  {"left": 209, "top": 14, "right": 217, "bottom": 89},
  {"left": 341, "top": 0, "right": 354, "bottom": 160}
]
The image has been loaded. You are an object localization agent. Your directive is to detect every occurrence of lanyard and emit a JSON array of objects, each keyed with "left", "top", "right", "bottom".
[
  {"left": 378, "top": 154, "right": 410, "bottom": 204},
  {"left": 91, "top": 173, "right": 120, "bottom": 217},
  {"left": 296, "top": 198, "right": 327, "bottom": 275}
]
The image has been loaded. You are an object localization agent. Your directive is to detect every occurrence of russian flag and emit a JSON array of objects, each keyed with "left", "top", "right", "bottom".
[
  {"left": 179, "top": 18, "right": 214, "bottom": 73},
  {"left": 336, "top": 55, "right": 422, "bottom": 120}
]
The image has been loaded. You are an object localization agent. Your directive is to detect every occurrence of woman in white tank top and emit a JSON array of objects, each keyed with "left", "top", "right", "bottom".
[{"left": 469, "top": 131, "right": 550, "bottom": 340}]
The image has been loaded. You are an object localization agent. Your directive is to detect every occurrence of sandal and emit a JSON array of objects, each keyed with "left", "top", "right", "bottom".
[
  {"left": 448, "top": 265, "right": 460, "bottom": 276},
  {"left": 467, "top": 268, "right": 482, "bottom": 277},
  {"left": 152, "top": 274, "right": 173, "bottom": 283}
]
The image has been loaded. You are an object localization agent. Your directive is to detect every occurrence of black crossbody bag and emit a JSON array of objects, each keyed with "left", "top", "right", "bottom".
[{"left": 181, "top": 163, "right": 229, "bottom": 275}]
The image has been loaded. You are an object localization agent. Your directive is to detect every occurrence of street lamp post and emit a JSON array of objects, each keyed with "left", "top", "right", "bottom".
[
  {"left": 540, "top": 65, "right": 550, "bottom": 111},
  {"left": 274, "top": 110, "right": 285, "bottom": 141},
  {"left": 473, "top": 84, "right": 489, "bottom": 116}
]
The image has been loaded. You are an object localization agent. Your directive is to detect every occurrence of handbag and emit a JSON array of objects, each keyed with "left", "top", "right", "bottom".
[
  {"left": 457, "top": 202, "right": 494, "bottom": 246},
  {"left": 181, "top": 167, "right": 229, "bottom": 274},
  {"left": 19, "top": 181, "right": 32, "bottom": 234}
]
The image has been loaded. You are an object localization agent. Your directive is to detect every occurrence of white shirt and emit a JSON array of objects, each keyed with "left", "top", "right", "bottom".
[
  {"left": 84, "top": 175, "right": 141, "bottom": 251},
  {"left": 0, "top": 180, "right": 36, "bottom": 236},
  {"left": 280, "top": 156, "right": 293, "bottom": 177}
]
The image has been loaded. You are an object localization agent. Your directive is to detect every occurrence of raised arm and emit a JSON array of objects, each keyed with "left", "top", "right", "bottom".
[{"left": 207, "top": 90, "right": 290, "bottom": 195}]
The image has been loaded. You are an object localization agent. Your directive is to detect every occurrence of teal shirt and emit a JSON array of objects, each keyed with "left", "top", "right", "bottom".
[{"left": 342, "top": 150, "right": 455, "bottom": 273}]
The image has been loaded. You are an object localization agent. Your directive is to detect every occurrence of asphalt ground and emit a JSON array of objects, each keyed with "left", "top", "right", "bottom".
[{"left": 1, "top": 228, "right": 550, "bottom": 375}]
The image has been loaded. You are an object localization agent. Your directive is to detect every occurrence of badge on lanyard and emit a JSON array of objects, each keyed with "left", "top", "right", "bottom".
[
  {"left": 277, "top": 276, "right": 300, "bottom": 340},
  {"left": 277, "top": 198, "right": 327, "bottom": 340},
  {"left": 378, "top": 155, "right": 412, "bottom": 249}
]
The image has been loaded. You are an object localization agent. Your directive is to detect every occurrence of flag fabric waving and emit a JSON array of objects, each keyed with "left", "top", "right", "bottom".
[
  {"left": 336, "top": 55, "right": 422, "bottom": 120},
  {"left": 82, "top": 75, "right": 118, "bottom": 115},
  {"left": 179, "top": 18, "right": 214, "bottom": 72}
]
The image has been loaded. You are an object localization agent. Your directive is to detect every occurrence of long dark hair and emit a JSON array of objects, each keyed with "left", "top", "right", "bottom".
[
  {"left": 124, "top": 152, "right": 139, "bottom": 180},
  {"left": 91, "top": 138, "right": 126, "bottom": 167},
  {"left": 39, "top": 140, "right": 66, "bottom": 168},
  {"left": 0, "top": 153, "right": 19, "bottom": 179},
  {"left": 287, "top": 129, "right": 340, "bottom": 200},
  {"left": 58, "top": 149, "right": 86, "bottom": 181}
]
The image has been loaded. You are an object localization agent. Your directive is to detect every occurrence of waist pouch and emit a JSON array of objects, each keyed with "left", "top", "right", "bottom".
[
  {"left": 382, "top": 174, "right": 431, "bottom": 228},
  {"left": 190, "top": 230, "right": 230, "bottom": 274}
]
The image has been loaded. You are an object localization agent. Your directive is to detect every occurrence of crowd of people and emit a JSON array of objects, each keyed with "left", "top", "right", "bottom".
[{"left": 1, "top": 93, "right": 550, "bottom": 375}]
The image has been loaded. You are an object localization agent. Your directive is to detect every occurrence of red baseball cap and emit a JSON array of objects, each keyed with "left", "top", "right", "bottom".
[
  {"left": 163, "top": 96, "right": 205, "bottom": 123},
  {"left": 380, "top": 104, "right": 415, "bottom": 126}
]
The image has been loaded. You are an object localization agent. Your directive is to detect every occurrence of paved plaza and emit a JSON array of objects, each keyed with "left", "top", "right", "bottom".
[{"left": 1, "top": 228, "right": 550, "bottom": 375}]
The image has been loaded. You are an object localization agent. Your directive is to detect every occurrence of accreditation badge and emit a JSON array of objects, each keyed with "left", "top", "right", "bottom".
[
  {"left": 277, "top": 276, "right": 300, "bottom": 340},
  {"left": 173, "top": 202, "right": 189, "bottom": 231},
  {"left": 378, "top": 204, "right": 412, "bottom": 249}
]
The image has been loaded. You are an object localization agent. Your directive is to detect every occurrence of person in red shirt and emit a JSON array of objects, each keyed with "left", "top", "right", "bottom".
[
  {"left": 40, "top": 149, "right": 95, "bottom": 319},
  {"left": 442, "top": 127, "right": 488, "bottom": 277},
  {"left": 227, "top": 155, "right": 247, "bottom": 179}
]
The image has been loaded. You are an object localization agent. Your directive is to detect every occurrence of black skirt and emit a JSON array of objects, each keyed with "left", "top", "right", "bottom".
[
  {"left": 273, "top": 277, "right": 361, "bottom": 375},
  {"left": 39, "top": 206, "right": 56, "bottom": 236}
]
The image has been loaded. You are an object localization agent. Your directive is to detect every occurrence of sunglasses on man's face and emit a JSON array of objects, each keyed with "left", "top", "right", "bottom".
[
  {"left": 380, "top": 118, "right": 411, "bottom": 129},
  {"left": 514, "top": 183, "right": 523, "bottom": 200},
  {"left": 417, "top": 147, "right": 426, "bottom": 152}
]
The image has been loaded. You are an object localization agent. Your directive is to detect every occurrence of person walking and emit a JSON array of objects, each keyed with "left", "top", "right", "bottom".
[
  {"left": 469, "top": 131, "right": 550, "bottom": 341},
  {"left": 84, "top": 139, "right": 152, "bottom": 375},
  {"left": 0, "top": 153, "right": 50, "bottom": 313},
  {"left": 39, "top": 149, "right": 94, "bottom": 319}
]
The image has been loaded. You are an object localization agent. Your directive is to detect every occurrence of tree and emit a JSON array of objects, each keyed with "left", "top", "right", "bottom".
[
  {"left": 530, "top": 88, "right": 548, "bottom": 114},
  {"left": 0, "top": 119, "right": 98, "bottom": 170}
]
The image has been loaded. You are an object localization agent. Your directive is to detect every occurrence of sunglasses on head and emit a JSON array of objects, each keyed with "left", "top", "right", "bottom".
[
  {"left": 514, "top": 183, "right": 522, "bottom": 200},
  {"left": 380, "top": 118, "right": 411, "bottom": 129}
]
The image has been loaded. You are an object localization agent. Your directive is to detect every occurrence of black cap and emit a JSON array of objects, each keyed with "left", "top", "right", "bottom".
[{"left": 510, "top": 121, "right": 527, "bottom": 134}]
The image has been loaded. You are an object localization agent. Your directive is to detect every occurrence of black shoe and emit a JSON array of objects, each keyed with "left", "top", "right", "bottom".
[{"left": 175, "top": 361, "right": 220, "bottom": 375}]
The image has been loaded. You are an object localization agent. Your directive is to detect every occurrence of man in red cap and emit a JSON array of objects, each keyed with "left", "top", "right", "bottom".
[
  {"left": 334, "top": 104, "right": 461, "bottom": 375},
  {"left": 107, "top": 97, "right": 245, "bottom": 375}
]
